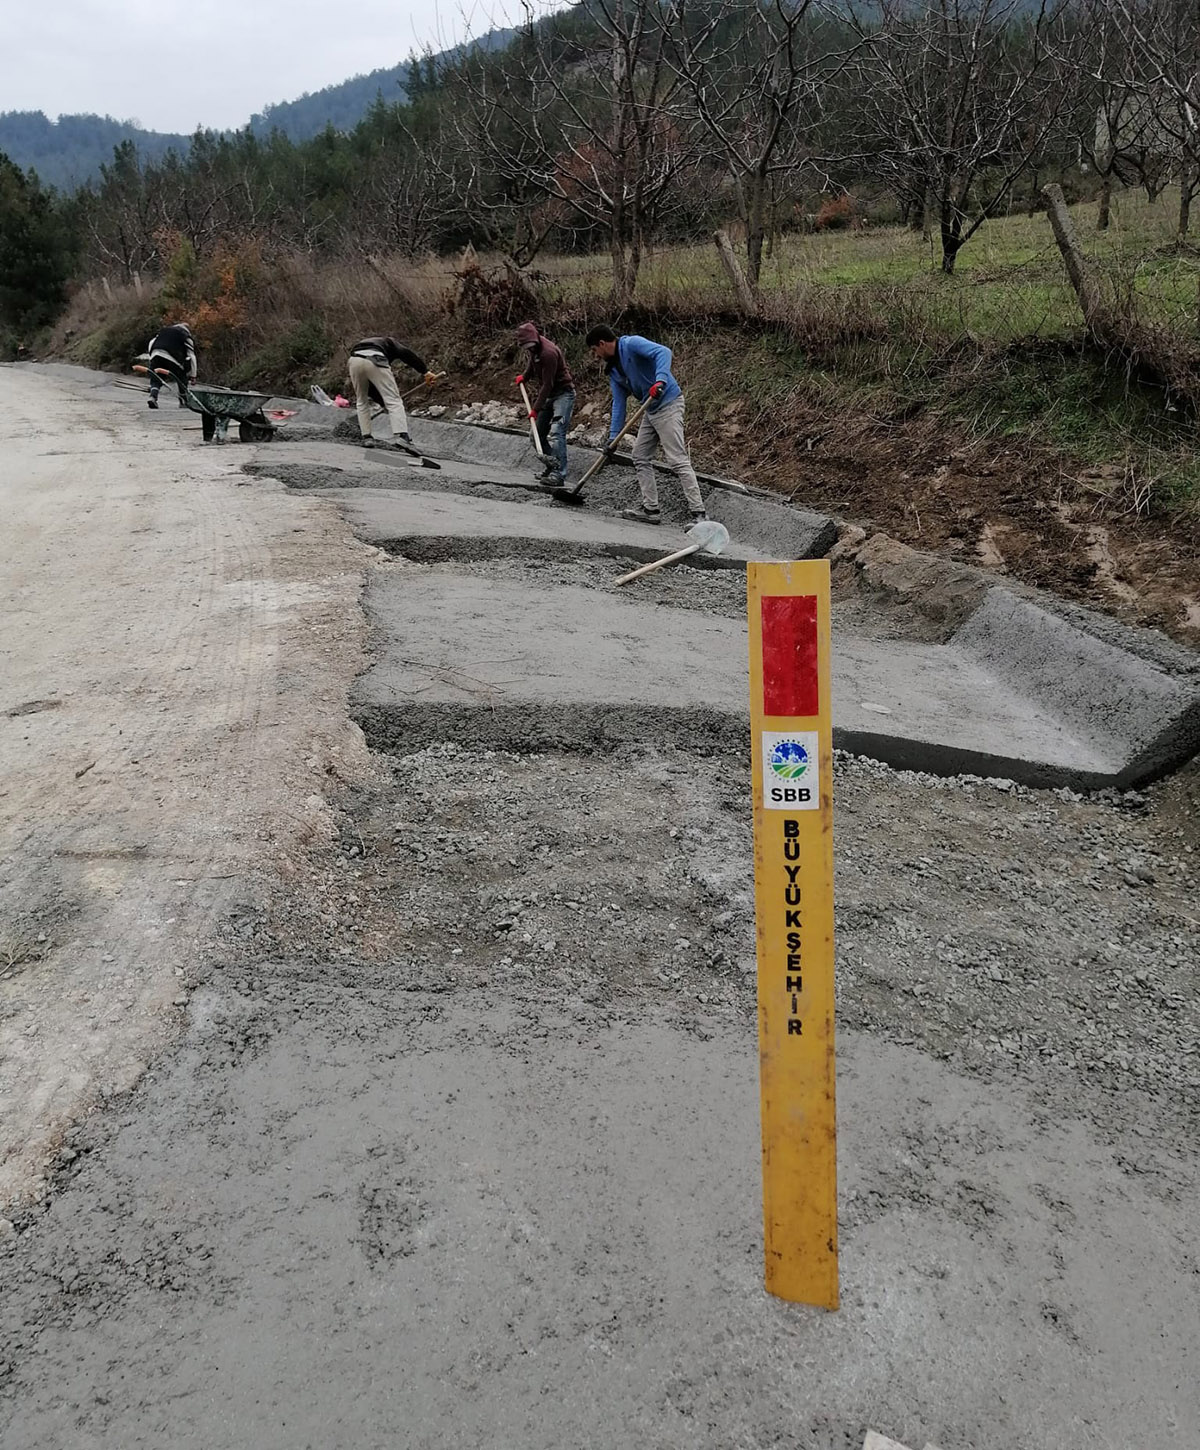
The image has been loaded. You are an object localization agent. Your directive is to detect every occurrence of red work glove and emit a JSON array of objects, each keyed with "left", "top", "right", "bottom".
[
  {"left": 514, "top": 374, "right": 525, "bottom": 385},
  {"left": 528, "top": 411, "right": 536, "bottom": 420},
  {"left": 648, "top": 381, "right": 665, "bottom": 400}
]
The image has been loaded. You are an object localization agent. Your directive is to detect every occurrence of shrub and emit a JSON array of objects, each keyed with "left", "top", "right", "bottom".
[
  {"left": 158, "top": 233, "right": 264, "bottom": 357},
  {"left": 443, "top": 260, "right": 543, "bottom": 330},
  {"left": 224, "top": 318, "right": 336, "bottom": 394},
  {"left": 813, "top": 194, "right": 857, "bottom": 232}
]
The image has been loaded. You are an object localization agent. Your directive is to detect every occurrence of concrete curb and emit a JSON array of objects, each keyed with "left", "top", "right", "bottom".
[
  {"left": 399, "top": 417, "right": 839, "bottom": 560},
  {"left": 844, "top": 532, "right": 1200, "bottom": 786},
  {"left": 280, "top": 413, "right": 1200, "bottom": 788}
]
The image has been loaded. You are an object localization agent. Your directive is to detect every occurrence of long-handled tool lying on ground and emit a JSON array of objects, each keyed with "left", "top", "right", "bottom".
[
  {"left": 380, "top": 436, "right": 442, "bottom": 468},
  {"left": 547, "top": 397, "right": 652, "bottom": 505},
  {"left": 612, "top": 519, "right": 731, "bottom": 585}
]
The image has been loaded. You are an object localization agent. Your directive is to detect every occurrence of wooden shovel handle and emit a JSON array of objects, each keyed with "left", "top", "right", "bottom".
[
  {"left": 578, "top": 397, "right": 652, "bottom": 488},
  {"left": 614, "top": 542, "right": 702, "bottom": 586},
  {"left": 403, "top": 370, "right": 446, "bottom": 401},
  {"left": 518, "top": 381, "right": 545, "bottom": 456}
]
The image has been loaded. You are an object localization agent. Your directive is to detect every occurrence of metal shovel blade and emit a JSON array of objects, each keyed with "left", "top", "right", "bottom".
[
  {"left": 612, "top": 518, "right": 732, "bottom": 586},
  {"left": 687, "top": 519, "right": 730, "bottom": 555}
]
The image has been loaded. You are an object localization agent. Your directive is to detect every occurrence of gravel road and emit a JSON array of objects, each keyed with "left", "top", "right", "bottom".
[
  {"left": 1, "top": 365, "right": 1197, "bottom": 1450},
  {"left": 0, "top": 366, "right": 372, "bottom": 1206}
]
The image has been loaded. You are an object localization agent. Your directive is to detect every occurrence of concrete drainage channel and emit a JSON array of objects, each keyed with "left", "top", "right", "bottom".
[{"left": 261, "top": 411, "right": 1200, "bottom": 791}]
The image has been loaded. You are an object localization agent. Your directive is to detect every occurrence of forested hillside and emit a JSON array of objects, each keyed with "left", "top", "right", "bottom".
[
  {"left": 0, "top": 112, "right": 189, "bottom": 191},
  {"left": 0, "top": 20, "right": 519, "bottom": 187},
  {"left": 245, "top": 65, "right": 410, "bottom": 141},
  {"left": 245, "top": 26, "right": 516, "bottom": 140}
]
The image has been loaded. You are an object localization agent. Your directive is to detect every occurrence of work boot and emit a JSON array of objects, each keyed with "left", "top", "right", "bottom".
[
  {"left": 147, "top": 396, "right": 158, "bottom": 410},
  {"left": 621, "top": 503, "right": 662, "bottom": 525},
  {"left": 361, "top": 436, "right": 376, "bottom": 449},
  {"left": 686, "top": 510, "right": 708, "bottom": 527}
]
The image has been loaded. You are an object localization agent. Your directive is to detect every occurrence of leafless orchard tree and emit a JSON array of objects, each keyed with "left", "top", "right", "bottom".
[
  {"left": 449, "top": 0, "right": 695, "bottom": 307},
  {"left": 347, "top": 122, "right": 470, "bottom": 258},
  {"left": 845, "top": 0, "right": 1076, "bottom": 273},
  {"left": 664, "top": 0, "right": 856, "bottom": 287},
  {"left": 81, "top": 144, "right": 166, "bottom": 282},
  {"left": 1059, "top": 0, "right": 1180, "bottom": 227},
  {"left": 1102, "top": 0, "right": 1200, "bottom": 235}
]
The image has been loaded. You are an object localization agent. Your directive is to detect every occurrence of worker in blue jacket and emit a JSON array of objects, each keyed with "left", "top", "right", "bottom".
[{"left": 585, "top": 325, "right": 706, "bottom": 525}]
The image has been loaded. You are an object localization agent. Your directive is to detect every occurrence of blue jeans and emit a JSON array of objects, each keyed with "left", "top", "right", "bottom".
[{"left": 536, "top": 390, "right": 575, "bottom": 481}]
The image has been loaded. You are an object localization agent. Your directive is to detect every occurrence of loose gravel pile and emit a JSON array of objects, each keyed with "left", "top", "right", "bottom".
[{"left": 256, "top": 741, "right": 1200, "bottom": 1153}]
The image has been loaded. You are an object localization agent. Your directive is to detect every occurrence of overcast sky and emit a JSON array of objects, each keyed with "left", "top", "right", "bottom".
[{"left": 3, "top": 0, "right": 542, "bottom": 133}]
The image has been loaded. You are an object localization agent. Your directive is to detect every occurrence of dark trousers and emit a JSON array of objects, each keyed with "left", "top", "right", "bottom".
[{"left": 148, "top": 357, "right": 189, "bottom": 403}]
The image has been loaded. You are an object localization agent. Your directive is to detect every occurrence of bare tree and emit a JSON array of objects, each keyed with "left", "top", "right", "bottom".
[
  {"left": 449, "top": 0, "right": 695, "bottom": 307},
  {"left": 1104, "top": 0, "right": 1200, "bottom": 235},
  {"left": 666, "top": 0, "right": 854, "bottom": 287},
  {"left": 345, "top": 109, "right": 470, "bottom": 258},
  {"left": 847, "top": 0, "right": 1075, "bottom": 274},
  {"left": 81, "top": 142, "right": 166, "bottom": 282}
]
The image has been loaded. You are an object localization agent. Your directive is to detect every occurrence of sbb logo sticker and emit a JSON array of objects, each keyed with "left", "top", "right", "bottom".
[{"left": 762, "top": 731, "right": 820, "bottom": 811}]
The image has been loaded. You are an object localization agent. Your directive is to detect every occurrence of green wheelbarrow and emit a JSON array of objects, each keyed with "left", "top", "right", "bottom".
[{"left": 184, "top": 382, "right": 279, "bottom": 443}]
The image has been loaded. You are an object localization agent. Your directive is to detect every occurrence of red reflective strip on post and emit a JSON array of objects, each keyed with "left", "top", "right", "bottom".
[{"left": 761, "top": 595, "right": 819, "bottom": 718}]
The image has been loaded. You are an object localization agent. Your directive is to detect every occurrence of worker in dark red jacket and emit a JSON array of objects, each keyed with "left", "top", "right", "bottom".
[{"left": 515, "top": 321, "right": 575, "bottom": 485}]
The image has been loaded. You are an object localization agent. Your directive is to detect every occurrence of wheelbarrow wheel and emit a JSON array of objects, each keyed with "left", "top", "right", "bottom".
[{"left": 239, "top": 419, "right": 275, "bottom": 443}]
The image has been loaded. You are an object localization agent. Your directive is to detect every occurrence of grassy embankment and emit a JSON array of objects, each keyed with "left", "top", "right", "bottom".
[{"left": 53, "top": 188, "right": 1200, "bottom": 515}]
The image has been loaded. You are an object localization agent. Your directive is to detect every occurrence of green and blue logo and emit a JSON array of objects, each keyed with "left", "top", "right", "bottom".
[{"left": 768, "top": 738, "right": 811, "bottom": 781}]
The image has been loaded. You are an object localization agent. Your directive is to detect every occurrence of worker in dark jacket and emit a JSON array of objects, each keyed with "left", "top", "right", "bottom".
[
  {"left": 515, "top": 321, "right": 575, "bottom": 485},
  {"left": 348, "top": 336, "right": 438, "bottom": 447},
  {"left": 146, "top": 323, "right": 197, "bottom": 408}
]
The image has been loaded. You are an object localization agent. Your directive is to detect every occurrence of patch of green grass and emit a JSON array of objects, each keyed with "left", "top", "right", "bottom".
[
  {"left": 941, "top": 345, "right": 1200, "bottom": 511},
  {"left": 224, "top": 318, "right": 335, "bottom": 395},
  {"left": 1149, "top": 454, "right": 1200, "bottom": 510},
  {"left": 69, "top": 305, "right": 163, "bottom": 370},
  {"left": 548, "top": 185, "right": 1200, "bottom": 349}
]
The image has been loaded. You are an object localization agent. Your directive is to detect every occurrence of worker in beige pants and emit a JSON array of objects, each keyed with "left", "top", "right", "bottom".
[
  {"left": 347, "top": 336, "right": 434, "bottom": 447},
  {"left": 630, "top": 395, "right": 705, "bottom": 516}
]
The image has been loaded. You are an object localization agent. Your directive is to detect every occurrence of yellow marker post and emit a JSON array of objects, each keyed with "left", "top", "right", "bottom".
[{"left": 748, "top": 560, "right": 838, "bottom": 1309}]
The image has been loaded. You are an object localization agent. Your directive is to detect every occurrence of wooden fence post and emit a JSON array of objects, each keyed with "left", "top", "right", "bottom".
[
  {"left": 1042, "top": 183, "right": 1103, "bottom": 330},
  {"left": 713, "top": 229, "right": 758, "bottom": 319}
]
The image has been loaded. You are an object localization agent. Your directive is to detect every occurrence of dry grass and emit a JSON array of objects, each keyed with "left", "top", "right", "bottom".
[
  {"left": 254, "top": 253, "right": 452, "bottom": 343},
  {"left": 0, "top": 936, "right": 46, "bottom": 973}
]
